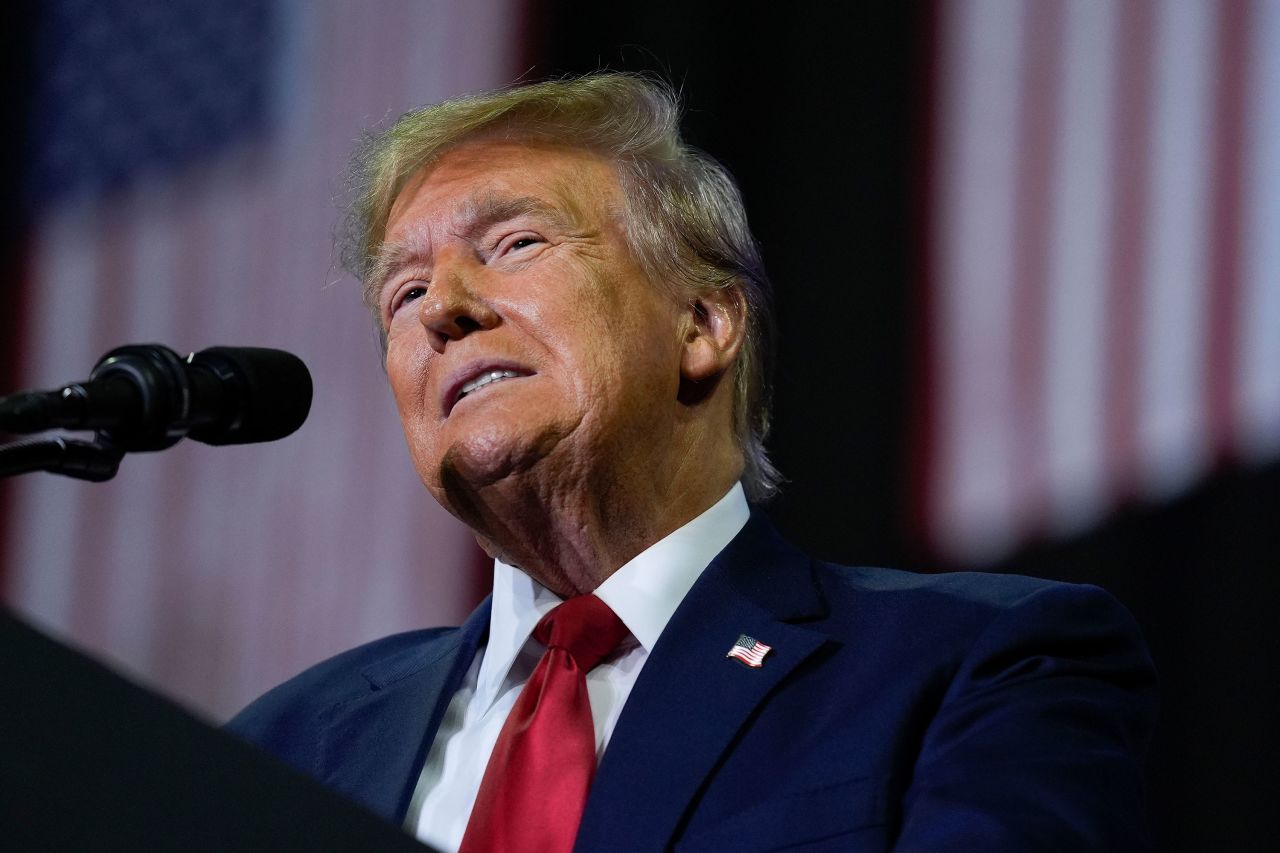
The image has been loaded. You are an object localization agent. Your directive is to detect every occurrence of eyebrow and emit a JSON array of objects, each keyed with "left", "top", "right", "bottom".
[{"left": 365, "top": 192, "right": 580, "bottom": 310}]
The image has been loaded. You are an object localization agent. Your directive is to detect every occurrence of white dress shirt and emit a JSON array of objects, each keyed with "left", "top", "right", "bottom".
[{"left": 405, "top": 483, "right": 750, "bottom": 851}]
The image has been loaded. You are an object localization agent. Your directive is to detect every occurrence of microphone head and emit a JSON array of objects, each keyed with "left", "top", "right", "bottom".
[{"left": 186, "top": 347, "right": 313, "bottom": 445}]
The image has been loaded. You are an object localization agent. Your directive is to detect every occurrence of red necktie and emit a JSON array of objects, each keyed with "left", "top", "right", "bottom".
[{"left": 459, "top": 594, "right": 628, "bottom": 853}]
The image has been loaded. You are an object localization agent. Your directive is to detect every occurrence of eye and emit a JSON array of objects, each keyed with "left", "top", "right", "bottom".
[
  {"left": 391, "top": 284, "right": 428, "bottom": 316},
  {"left": 499, "top": 233, "right": 543, "bottom": 255}
]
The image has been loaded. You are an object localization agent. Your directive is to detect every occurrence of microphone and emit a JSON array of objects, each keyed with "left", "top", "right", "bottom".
[{"left": 0, "top": 344, "right": 313, "bottom": 452}]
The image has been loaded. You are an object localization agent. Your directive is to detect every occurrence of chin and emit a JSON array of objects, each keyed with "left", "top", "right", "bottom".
[
  {"left": 427, "top": 437, "right": 542, "bottom": 533},
  {"left": 437, "top": 440, "right": 524, "bottom": 490},
  {"left": 433, "top": 417, "right": 569, "bottom": 489}
]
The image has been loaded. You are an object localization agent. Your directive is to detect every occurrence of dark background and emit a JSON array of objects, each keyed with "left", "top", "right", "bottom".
[
  {"left": 0, "top": 1, "right": 36, "bottom": 589},
  {"left": 1, "top": 1, "right": 35, "bottom": 424},
  {"left": 533, "top": 2, "right": 1277, "bottom": 851}
]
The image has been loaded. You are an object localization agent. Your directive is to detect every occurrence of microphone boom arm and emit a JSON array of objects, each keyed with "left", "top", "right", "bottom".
[{"left": 0, "top": 435, "right": 124, "bottom": 482}]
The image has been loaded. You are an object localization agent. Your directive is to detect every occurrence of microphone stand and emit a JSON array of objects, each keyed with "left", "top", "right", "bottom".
[{"left": 0, "top": 434, "right": 124, "bottom": 481}]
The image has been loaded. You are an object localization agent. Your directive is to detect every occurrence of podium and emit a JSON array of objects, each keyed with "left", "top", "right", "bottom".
[{"left": 0, "top": 609, "right": 432, "bottom": 851}]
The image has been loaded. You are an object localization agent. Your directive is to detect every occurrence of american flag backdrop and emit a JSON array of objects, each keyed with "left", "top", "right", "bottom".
[
  {"left": 919, "top": 0, "right": 1280, "bottom": 564},
  {"left": 4, "top": 0, "right": 524, "bottom": 720}
]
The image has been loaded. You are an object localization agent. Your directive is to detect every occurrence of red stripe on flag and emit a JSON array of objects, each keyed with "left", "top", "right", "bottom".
[
  {"left": 0, "top": 240, "right": 31, "bottom": 594},
  {"left": 1009, "top": 0, "right": 1065, "bottom": 537},
  {"left": 1104, "top": 0, "right": 1157, "bottom": 505},
  {"left": 1206, "top": 0, "right": 1251, "bottom": 467},
  {"left": 907, "top": 0, "right": 943, "bottom": 563}
]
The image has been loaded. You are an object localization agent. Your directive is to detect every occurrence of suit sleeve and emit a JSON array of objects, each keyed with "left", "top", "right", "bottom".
[{"left": 893, "top": 582, "right": 1158, "bottom": 851}]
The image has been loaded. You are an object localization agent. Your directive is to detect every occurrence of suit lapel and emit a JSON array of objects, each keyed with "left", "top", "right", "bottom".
[
  {"left": 577, "top": 513, "right": 830, "bottom": 851},
  {"left": 316, "top": 599, "right": 491, "bottom": 823}
]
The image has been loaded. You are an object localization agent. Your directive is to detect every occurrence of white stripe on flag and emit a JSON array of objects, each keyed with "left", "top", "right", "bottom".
[
  {"left": 1137, "top": 0, "right": 1215, "bottom": 500},
  {"left": 932, "top": 0, "right": 1027, "bottom": 561},
  {"left": 1042, "top": 0, "right": 1117, "bottom": 536},
  {"left": 1238, "top": 0, "right": 1280, "bottom": 461}
]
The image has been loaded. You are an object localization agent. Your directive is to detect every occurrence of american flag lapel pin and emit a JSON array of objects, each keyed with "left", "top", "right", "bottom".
[{"left": 726, "top": 634, "right": 772, "bottom": 668}]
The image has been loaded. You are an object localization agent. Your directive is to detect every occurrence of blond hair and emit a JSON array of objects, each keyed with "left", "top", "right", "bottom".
[{"left": 342, "top": 73, "right": 781, "bottom": 501}]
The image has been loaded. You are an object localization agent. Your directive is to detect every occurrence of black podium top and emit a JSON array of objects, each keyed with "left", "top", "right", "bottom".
[{"left": 0, "top": 609, "right": 433, "bottom": 852}]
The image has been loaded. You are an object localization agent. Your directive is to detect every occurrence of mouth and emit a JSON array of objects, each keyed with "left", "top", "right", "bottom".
[{"left": 444, "top": 363, "right": 533, "bottom": 415}]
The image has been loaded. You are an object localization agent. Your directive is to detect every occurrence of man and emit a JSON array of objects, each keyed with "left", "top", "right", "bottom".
[{"left": 229, "top": 74, "right": 1156, "bottom": 851}]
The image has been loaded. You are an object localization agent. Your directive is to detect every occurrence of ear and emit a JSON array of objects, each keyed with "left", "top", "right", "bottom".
[{"left": 680, "top": 285, "right": 746, "bottom": 384}]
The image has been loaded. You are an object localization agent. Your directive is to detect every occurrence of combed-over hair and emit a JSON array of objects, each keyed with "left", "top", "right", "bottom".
[{"left": 341, "top": 73, "right": 781, "bottom": 502}]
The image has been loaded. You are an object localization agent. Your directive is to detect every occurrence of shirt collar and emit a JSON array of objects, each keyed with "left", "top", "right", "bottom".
[{"left": 475, "top": 482, "right": 750, "bottom": 710}]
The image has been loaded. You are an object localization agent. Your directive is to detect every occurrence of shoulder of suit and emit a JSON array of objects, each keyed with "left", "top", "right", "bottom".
[
  {"left": 809, "top": 559, "right": 1127, "bottom": 634},
  {"left": 224, "top": 625, "right": 458, "bottom": 740},
  {"left": 817, "top": 560, "right": 1068, "bottom": 599}
]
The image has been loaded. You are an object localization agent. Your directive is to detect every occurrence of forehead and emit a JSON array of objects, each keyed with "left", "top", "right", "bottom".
[{"left": 385, "top": 139, "right": 621, "bottom": 237}]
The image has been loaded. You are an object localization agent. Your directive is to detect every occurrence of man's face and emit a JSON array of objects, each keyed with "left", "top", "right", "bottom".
[{"left": 377, "top": 139, "right": 688, "bottom": 516}]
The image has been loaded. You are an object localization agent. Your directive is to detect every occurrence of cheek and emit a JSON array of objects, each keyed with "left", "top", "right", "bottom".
[
  {"left": 385, "top": 346, "right": 440, "bottom": 453},
  {"left": 385, "top": 357, "right": 416, "bottom": 417},
  {"left": 582, "top": 306, "right": 683, "bottom": 409}
]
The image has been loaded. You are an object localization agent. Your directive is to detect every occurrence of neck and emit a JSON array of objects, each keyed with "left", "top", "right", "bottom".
[{"left": 444, "top": 436, "right": 743, "bottom": 598}]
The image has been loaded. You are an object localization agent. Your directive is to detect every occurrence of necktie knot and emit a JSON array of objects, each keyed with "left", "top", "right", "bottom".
[
  {"left": 460, "top": 593, "right": 628, "bottom": 853},
  {"left": 534, "top": 594, "right": 628, "bottom": 672}
]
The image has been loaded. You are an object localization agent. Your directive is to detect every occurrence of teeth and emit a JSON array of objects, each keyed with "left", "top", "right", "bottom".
[{"left": 459, "top": 369, "right": 520, "bottom": 399}]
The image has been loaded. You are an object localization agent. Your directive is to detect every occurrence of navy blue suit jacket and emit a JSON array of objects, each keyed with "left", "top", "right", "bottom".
[{"left": 229, "top": 512, "right": 1157, "bottom": 851}]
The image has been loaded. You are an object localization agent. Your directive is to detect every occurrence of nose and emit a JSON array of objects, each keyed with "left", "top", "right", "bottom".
[{"left": 417, "top": 254, "right": 499, "bottom": 353}]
